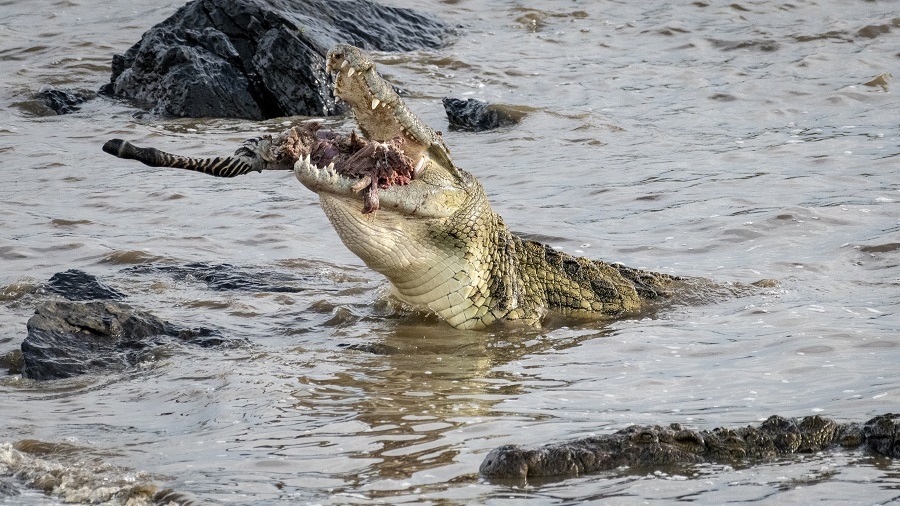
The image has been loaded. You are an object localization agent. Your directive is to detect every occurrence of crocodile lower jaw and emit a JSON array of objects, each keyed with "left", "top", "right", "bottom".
[
  {"left": 294, "top": 155, "right": 459, "bottom": 220},
  {"left": 294, "top": 154, "right": 363, "bottom": 200}
]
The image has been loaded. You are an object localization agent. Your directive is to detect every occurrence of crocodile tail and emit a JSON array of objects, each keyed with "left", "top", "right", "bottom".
[{"left": 102, "top": 138, "right": 263, "bottom": 178}]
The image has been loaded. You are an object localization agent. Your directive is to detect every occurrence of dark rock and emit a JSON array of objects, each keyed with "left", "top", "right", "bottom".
[
  {"left": 20, "top": 300, "right": 227, "bottom": 380},
  {"left": 102, "top": 0, "right": 450, "bottom": 119},
  {"left": 175, "top": 327, "right": 229, "bottom": 348},
  {"left": 126, "top": 262, "right": 308, "bottom": 293},
  {"left": 43, "top": 269, "right": 126, "bottom": 301},
  {"left": 442, "top": 98, "right": 526, "bottom": 132},
  {"left": 35, "top": 88, "right": 95, "bottom": 115}
]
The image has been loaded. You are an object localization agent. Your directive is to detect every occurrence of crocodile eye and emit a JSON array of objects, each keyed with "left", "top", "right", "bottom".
[
  {"left": 632, "top": 430, "right": 657, "bottom": 443},
  {"left": 674, "top": 432, "right": 703, "bottom": 445}
]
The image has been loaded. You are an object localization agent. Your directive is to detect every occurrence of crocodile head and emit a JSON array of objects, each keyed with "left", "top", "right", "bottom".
[
  {"left": 295, "top": 44, "right": 471, "bottom": 218},
  {"left": 294, "top": 45, "right": 497, "bottom": 324}
]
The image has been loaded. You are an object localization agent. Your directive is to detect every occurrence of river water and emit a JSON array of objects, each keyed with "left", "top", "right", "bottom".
[{"left": 1, "top": 0, "right": 898, "bottom": 504}]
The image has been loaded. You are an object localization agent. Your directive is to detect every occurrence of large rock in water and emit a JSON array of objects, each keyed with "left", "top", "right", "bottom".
[
  {"left": 442, "top": 98, "right": 526, "bottom": 132},
  {"left": 100, "top": 0, "right": 450, "bottom": 119},
  {"left": 21, "top": 301, "right": 225, "bottom": 380}
]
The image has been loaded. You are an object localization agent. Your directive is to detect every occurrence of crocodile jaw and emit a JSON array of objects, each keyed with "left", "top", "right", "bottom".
[
  {"left": 295, "top": 155, "right": 467, "bottom": 219},
  {"left": 294, "top": 44, "right": 470, "bottom": 218},
  {"left": 293, "top": 45, "right": 490, "bottom": 326},
  {"left": 323, "top": 44, "right": 455, "bottom": 168}
]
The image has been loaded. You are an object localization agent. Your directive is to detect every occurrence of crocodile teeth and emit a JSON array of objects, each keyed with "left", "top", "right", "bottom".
[
  {"left": 327, "top": 162, "right": 335, "bottom": 171},
  {"left": 341, "top": 60, "right": 349, "bottom": 69},
  {"left": 347, "top": 67, "right": 355, "bottom": 77},
  {"left": 305, "top": 153, "right": 311, "bottom": 166},
  {"left": 371, "top": 98, "right": 380, "bottom": 110},
  {"left": 413, "top": 157, "right": 426, "bottom": 178}
]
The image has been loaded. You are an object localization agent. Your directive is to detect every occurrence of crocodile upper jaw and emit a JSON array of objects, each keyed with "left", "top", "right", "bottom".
[{"left": 294, "top": 45, "right": 469, "bottom": 219}]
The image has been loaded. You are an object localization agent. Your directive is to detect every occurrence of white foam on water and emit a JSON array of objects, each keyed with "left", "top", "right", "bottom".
[{"left": 0, "top": 441, "right": 166, "bottom": 505}]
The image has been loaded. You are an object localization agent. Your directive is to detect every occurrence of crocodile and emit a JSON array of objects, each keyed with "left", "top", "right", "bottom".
[
  {"left": 102, "top": 44, "right": 675, "bottom": 330},
  {"left": 480, "top": 413, "right": 900, "bottom": 479}
]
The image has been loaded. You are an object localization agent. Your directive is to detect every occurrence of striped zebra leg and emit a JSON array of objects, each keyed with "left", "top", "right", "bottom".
[{"left": 102, "top": 138, "right": 272, "bottom": 178}]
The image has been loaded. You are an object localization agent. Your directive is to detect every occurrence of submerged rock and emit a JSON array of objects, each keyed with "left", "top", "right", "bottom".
[
  {"left": 35, "top": 88, "right": 95, "bottom": 115},
  {"left": 43, "top": 269, "right": 126, "bottom": 301},
  {"left": 20, "top": 300, "right": 226, "bottom": 380},
  {"left": 442, "top": 98, "right": 526, "bottom": 132},
  {"left": 126, "top": 262, "right": 308, "bottom": 293},
  {"left": 101, "top": 0, "right": 450, "bottom": 119}
]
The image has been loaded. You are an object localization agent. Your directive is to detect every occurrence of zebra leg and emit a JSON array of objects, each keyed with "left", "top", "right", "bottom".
[{"left": 102, "top": 138, "right": 271, "bottom": 178}]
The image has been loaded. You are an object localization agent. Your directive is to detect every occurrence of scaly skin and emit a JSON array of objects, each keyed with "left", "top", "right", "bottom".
[
  {"left": 103, "top": 44, "right": 675, "bottom": 330},
  {"left": 480, "top": 414, "right": 900, "bottom": 479}
]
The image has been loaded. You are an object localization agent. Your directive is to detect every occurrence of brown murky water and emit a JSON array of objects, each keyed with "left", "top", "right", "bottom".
[{"left": 1, "top": 0, "right": 898, "bottom": 503}]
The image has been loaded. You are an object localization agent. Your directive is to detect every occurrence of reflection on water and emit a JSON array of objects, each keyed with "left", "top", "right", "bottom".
[{"left": 1, "top": 0, "right": 898, "bottom": 503}]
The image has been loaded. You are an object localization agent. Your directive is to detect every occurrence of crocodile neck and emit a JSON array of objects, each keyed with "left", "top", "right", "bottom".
[{"left": 318, "top": 170, "right": 670, "bottom": 330}]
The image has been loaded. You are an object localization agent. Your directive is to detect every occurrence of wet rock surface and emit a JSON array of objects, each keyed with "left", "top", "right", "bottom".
[
  {"left": 442, "top": 98, "right": 526, "bottom": 131},
  {"left": 126, "top": 262, "right": 309, "bottom": 293},
  {"left": 480, "top": 414, "right": 900, "bottom": 479},
  {"left": 35, "top": 88, "right": 95, "bottom": 115},
  {"left": 21, "top": 300, "right": 226, "bottom": 380},
  {"left": 42, "top": 269, "right": 126, "bottom": 301},
  {"left": 101, "top": 0, "right": 450, "bottom": 119}
]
